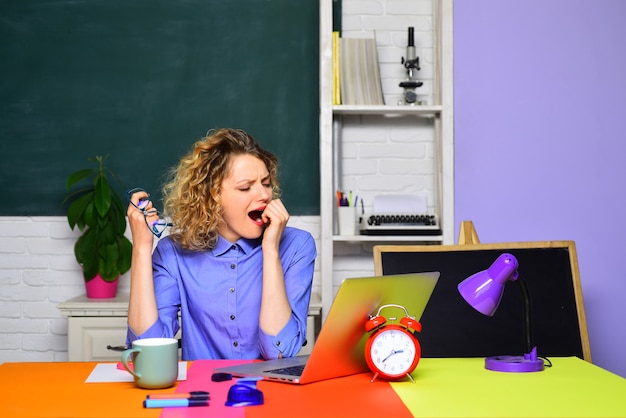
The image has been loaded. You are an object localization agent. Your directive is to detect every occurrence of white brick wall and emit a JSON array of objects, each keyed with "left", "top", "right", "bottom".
[{"left": 0, "top": 217, "right": 85, "bottom": 362}]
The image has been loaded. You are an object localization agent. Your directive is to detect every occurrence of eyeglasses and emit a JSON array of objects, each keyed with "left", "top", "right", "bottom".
[{"left": 127, "top": 187, "right": 173, "bottom": 238}]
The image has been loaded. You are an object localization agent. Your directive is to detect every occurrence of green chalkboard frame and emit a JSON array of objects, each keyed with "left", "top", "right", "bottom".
[{"left": 0, "top": 0, "right": 320, "bottom": 215}]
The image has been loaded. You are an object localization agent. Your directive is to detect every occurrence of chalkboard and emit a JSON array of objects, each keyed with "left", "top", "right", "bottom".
[
  {"left": 373, "top": 241, "right": 591, "bottom": 361},
  {"left": 0, "top": 0, "right": 319, "bottom": 215}
]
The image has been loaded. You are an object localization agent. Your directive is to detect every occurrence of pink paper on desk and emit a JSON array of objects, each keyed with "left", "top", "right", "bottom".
[{"left": 160, "top": 359, "right": 250, "bottom": 418}]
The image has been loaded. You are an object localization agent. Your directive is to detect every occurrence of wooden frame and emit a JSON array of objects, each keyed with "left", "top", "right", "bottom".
[{"left": 373, "top": 241, "right": 591, "bottom": 361}]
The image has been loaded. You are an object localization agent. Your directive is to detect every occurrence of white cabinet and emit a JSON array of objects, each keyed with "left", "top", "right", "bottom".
[
  {"left": 318, "top": 0, "right": 454, "bottom": 320},
  {"left": 58, "top": 293, "right": 321, "bottom": 361},
  {"left": 65, "top": 316, "right": 128, "bottom": 361},
  {"left": 58, "top": 293, "right": 131, "bottom": 361}
]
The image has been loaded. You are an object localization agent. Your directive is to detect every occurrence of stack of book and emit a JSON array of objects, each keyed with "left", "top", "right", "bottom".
[{"left": 333, "top": 33, "right": 385, "bottom": 106}]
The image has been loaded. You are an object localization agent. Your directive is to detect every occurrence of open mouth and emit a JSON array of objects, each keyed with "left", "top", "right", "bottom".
[{"left": 248, "top": 209, "right": 265, "bottom": 224}]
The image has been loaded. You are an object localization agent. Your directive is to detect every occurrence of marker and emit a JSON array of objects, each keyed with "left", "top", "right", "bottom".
[
  {"left": 143, "top": 398, "right": 209, "bottom": 408},
  {"left": 146, "top": 391, "right": 210, "bottom": 400},
  {"left": 211, "top": 372, "right": 232, "bottom": 382}
]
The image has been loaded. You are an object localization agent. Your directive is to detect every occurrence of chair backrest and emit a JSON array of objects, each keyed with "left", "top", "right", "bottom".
[{"left": 373, "top": 241, "right": 591, "bottom": 361}]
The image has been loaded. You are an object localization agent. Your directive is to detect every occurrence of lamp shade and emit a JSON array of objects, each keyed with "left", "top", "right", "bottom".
[{"left": 457, "top": 253, "right": 519, "bottom": 316}]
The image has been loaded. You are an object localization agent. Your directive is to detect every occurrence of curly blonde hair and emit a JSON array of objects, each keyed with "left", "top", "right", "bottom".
[{"left": 162, "top": 128, "right": 281, "bottom": 250}]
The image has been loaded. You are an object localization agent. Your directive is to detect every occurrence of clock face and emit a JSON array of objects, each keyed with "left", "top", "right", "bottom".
[{"left": 367, "top": 326, "right": 419, "bottom": 378}]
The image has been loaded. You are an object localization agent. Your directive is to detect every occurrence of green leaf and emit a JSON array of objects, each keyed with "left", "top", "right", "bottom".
[
  {"left": 110, "top": 193, "right": 128, "bottom": 235},
  {"left": 75, "top": 229, "right": 99, "bottom": 280},
  {"left": 61, "top": 186, "right": 94, "bottom": 207},
  {"left": 94, "top": 176, "right": 112, "bottom": 217},
  {"left": 118, "top": 236, "right": 133, "bottom": 275},
  {"left": 66, "top": 192, "right": 94, "bottom": 230},
  {"left": 83, "top": 260, "right": 99, "bottom": 281},
  {"left": 83, "top": 201, "right": 97, "bottom": 228},
  {"left": 66, "top": 169, "right": 94, "bottom": 190},
  {"left": 99, "top": 221, "right": 116, "bottom": 245},
  {"left": 99, "top": 243, "right": 119, "bottom": 281}
]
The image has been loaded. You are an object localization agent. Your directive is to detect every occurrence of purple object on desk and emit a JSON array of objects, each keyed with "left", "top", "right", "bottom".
[
  {"left": 458, "top": 253, "right": 545, "bottom": 373},
  {"left": 225, "top": 378, "right": 264, "bottom": 407}
]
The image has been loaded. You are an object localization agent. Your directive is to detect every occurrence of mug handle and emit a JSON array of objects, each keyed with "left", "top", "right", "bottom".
[{"left": 121, "top": 347, "right": 142, "bottom": 379}]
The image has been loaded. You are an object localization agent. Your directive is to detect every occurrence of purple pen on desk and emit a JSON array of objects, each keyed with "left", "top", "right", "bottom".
[
  {"left": 143, "top": 398, "right": 209, "bottom": 408},
  {"left": 147, "top": 391, "right": 210, "bottom": 400}
]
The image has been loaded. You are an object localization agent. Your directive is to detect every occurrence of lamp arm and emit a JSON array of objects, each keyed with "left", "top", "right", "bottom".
[{"left": 515, "top": 277, "right": 534, "bottom": 355}]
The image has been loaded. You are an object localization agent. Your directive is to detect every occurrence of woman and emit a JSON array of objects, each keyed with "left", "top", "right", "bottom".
[{"left": 126, "top": 128, "right": 316, "bottom": 360}]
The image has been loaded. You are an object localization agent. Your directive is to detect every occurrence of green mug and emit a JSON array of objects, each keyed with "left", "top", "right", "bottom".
[{"left": 121, "top": 337, "right": 179, "bottom": 389}]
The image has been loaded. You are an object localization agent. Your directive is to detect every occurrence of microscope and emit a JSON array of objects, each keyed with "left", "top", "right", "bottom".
[{"left": 398, "top": 27, "right": 423, "bottom": 105}]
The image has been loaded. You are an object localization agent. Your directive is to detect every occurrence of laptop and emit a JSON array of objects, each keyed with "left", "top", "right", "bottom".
[{"left": 213, "top": 272, "right": 440, "bottom": 384}]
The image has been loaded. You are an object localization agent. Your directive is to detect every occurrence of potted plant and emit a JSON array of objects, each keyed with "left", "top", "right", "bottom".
[{"left": 62, "top": 155, "right": 132, "bottom": 298}]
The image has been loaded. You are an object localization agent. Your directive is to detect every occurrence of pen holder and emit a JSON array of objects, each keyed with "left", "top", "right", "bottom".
[{"left": 337, "top": 206, "right": 357, "bottom": 236}]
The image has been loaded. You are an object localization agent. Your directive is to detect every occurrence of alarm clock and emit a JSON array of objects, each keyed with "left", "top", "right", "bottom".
[{"left": 364, "top": 304, "right": 422, "bottom": 383}]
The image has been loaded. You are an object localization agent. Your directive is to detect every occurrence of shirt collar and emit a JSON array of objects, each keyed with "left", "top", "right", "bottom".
[{"left": 213, "top": 235, "right": 261, "bottom": 256}]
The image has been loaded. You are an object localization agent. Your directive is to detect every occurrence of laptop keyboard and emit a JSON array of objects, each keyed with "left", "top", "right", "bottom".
[{"left": 264, "top": 364, "right": 305, "bottom": 376}]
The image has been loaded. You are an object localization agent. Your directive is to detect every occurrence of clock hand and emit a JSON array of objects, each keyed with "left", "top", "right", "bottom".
[{"left": 382, "top": 349, "right": 405, "bottom": 362}]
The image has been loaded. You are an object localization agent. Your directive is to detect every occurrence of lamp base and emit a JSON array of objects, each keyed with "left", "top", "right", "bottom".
[
  {"left": 485, "top": 356, "right": 544, "bottom": 372},
  {"left": 484, "top": 347, "right": 544, "bottom": 373},
  {"left": 485, "top": 347, "right": 544, "bottom": 373}
]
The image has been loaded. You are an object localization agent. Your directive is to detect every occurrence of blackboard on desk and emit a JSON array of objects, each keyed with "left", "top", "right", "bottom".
[
  {"left": 0, "top": 0, "right": 319, "bottom": 215},
  {"left": 373, "top": 241, "right": 592, "bottom": 361}
]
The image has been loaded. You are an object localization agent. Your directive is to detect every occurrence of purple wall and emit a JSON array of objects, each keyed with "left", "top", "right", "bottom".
[{"left": 454, "top": 0, "right": 626, "bottom": 378}]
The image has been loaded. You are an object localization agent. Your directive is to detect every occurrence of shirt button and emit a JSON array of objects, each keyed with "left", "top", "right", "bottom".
[
  {"left": 276, "top": 341, "right": 282, "bottom": 347},
  {"left": 229, "top": 287, "right": 235, "bottom": 293},
  {"left": 230, "top": 314, "right": 235, "bottom": 320},
  {"left": 230, "top": 264, "right": 236, "bottom": 269},
  {"left": 233, "top": 342, "right": 239, "bottom": 347}
]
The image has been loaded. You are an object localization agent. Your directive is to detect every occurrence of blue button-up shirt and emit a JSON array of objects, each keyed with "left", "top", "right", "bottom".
[{"left": 126, "top": 227, "right": 316, "bottom": 360}]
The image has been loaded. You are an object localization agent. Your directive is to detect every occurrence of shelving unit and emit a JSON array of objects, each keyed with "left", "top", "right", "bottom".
[{"left": 318, "top": 0, "right": 454, "bottom": 320}]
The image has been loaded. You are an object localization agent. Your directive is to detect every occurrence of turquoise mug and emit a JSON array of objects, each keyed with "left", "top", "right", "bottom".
[{"left": 121, "top": 337, "right": 179, "bottom": 389}]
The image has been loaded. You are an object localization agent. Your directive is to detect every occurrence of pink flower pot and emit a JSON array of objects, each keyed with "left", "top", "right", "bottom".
[{"left": 85, "top": 274, "right": 119, "bottom": 299}]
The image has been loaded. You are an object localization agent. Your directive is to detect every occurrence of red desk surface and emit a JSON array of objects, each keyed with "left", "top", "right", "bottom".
[
  {"left": 1, "top": 357, "right": 625, "bottom": 417},
  {"left": 165, "top": 359, "right": 411, "bottom": 418}
]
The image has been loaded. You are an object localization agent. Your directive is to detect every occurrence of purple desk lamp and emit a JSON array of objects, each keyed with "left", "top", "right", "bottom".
[{"left": 457, "top": 253, "right": 544, "bottom": 372}]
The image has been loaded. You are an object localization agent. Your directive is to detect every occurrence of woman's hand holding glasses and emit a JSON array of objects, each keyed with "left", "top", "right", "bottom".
[{"left": 127, "top": 188, "right": 172, "bottom": 240}]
